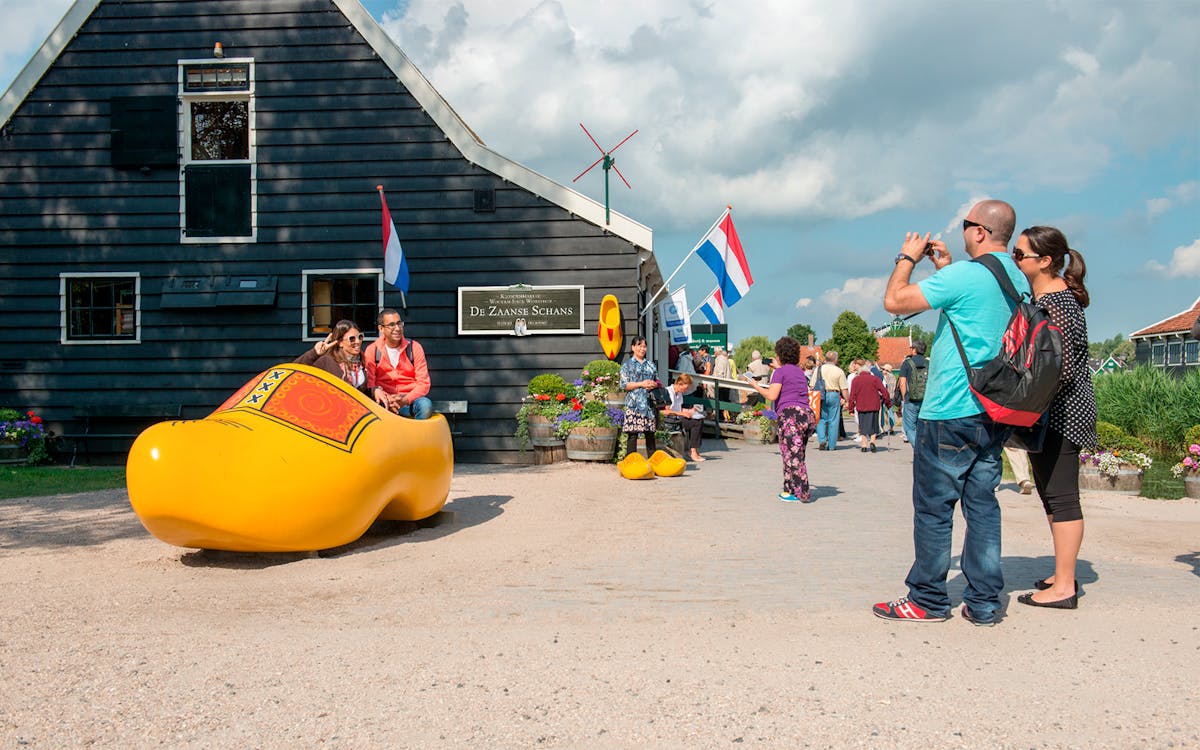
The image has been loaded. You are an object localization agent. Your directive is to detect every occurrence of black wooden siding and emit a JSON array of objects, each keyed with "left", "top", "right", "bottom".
[{"left": 0, "top": 0, "right": 652, "bottom": 463}]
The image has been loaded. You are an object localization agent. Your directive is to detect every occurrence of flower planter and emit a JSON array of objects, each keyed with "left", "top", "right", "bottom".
[
  {"left": 604, "top": 393, "right": 627, "bottom": 412},
  {"left": 0, "top": 442, "right": 29, "bottom": 465},
  {"left": 1185, "top": 476, "right": 1200, "bottom": 499},
  {"left": 565, "top": 426, "right": 619, "bottom": 461},
  {"left": 1079, "top": 465, "right": 1143, "bottom": 493},
  {"left": 526, "top": 414, "right": 564, "bottom": 448},
  {"left": 741, "top": 422, "right": 776, "bottom": 444}
]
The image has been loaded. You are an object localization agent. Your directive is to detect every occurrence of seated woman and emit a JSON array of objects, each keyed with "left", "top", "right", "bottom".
[
  {"left": 295, "top": 319, "right": 369, "bottom": 395},
  {"left": 661, "top": 373, "right": 706, "bottom": 462}
]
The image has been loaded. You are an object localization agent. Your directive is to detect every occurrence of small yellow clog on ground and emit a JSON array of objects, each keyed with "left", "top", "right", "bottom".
[
  {"left": 648, "top": 450, "right": 686, "bottom": 477},
  {"left": 617, "top": 452, "right": 655, "bottom": 480}
]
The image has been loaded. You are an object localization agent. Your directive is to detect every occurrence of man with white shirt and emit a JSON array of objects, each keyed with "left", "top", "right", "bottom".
[{"left": 364, "top": 309, "right": 432, "bottom": 419}]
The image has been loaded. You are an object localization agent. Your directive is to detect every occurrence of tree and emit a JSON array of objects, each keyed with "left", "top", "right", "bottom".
[
  {"left": 820, "top": 311, "right": 878, "bottom": 364},
  {"left": 733, "top": 335, "right": 773, "bottom": 370},
  {"left": 786, "top": 323, "right": 817, "bottom": 346},
  {"left": 1090, "top": 333, "right": 1133, "bottom": 361},
  {"left": 900, "top": 322, "right": 935, "bottom": 350}
]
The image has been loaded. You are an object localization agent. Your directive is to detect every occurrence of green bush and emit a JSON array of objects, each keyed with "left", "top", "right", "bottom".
[
  {"left": 1182, "top": 425, "right": 1200, "bottom": 451},
  {"left": 527, "top": 373, "right": 570, "bottom": 397},
  {"left": 1094, "top": 421, "right": 1147, "bottom": 453},
  {"left": 1093, "top": 366, "right": 1200, "bottom": 452}
]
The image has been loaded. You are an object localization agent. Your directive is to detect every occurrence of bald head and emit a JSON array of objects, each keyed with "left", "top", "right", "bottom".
[{"left": 973, "top": 200, "right": 1016, "bottom": 245}]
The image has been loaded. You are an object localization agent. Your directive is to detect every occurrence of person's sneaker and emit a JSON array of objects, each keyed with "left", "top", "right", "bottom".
[
  {"left": 901, "top": 434, "right": 909, "bottom": 443},
  {"left": 778, "top": 492, "right": 800, "bottom": 503},
  {"left": 1019, "top": 480, "right": 1034, "bottom": 495},
  {"left": 872, "top": 596, "right": 949, "bottom": 622},
  {"left": 960, "top": 604, "right": 996, "bottom": 627}
]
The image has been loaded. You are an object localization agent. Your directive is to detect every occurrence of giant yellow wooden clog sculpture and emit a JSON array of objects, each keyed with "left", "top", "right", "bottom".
[
  {"left": 126, "top": 363, "right": 454, "bottom": 552},
  {"left": 598, "top": 294, "right": 623, "bottom": 360}
]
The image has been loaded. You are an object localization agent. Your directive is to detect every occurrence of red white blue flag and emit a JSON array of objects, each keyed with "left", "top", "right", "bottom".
[
  {"left": 696, "top": 289, "right": 725, "bottom": 325},
  {"left": 695, "top": 211, "right": 752, "bottom": 307},
  {"left": 378, "top": 186, "right": 409, "bottom": 293}
]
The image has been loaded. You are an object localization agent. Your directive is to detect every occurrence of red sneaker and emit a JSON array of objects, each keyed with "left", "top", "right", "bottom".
[{"left": 872, "top": 596, "right": 949, "bottom": 622}]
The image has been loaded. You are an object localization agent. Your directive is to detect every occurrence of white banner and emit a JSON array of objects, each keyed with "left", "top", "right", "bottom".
[{"left": 660, "top": 288, "right": 692, "bottom": 345}]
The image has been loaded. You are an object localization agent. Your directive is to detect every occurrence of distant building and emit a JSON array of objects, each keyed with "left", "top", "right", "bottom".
[
  {"left": 1090, "top": 355, "right": 1127, "bottom": 376},
  {"left": 1130, "top": 296, "right": 1200, "bottom": 376},
  {"left": 874, "top": 336, "right": 912, "bottom": 370}
]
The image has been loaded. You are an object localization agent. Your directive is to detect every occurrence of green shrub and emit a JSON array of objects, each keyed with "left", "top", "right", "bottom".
[
  {"left": 1093, "top": 366, "right": 1200, "bottom": 452},
  {"left": 527, "top": 373, "right": 570, "bottom": 397},
  {"left": 1182, "top": 425, "right": 1200, "bottom": 451},
  {"left": 1094, "top": 421, "right": 1147, "bottom": 453}
]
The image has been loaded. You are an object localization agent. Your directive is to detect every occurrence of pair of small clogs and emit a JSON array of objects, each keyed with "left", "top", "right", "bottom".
[{"left": 617, "top": 450, "right": 686, "bottom": 479}]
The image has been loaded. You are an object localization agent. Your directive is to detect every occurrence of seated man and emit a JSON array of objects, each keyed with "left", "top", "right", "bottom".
[{"left": 364, "top": 309, "right": 433, "bottom": 420}]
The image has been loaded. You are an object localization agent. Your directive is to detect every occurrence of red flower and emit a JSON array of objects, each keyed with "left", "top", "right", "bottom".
[
  {"left": 555, "top": 393, "right": 567, "bottom": 401},
  {"left": 535, "top": 394, "right": 550, "bottom": 401},
  {"left": 30, "top": 416, "right": 42, "bottom": 425},
  {"left": 571, "top": 399, "right": 583, "bottom": 411}
]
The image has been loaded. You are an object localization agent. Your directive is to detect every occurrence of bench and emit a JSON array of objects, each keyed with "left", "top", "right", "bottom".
[
  {"left": 59, "top": 403, "right": 183, "bottom": 466},
  {"left": 432, "top": 400, "right": 467, "bottom": 436}
]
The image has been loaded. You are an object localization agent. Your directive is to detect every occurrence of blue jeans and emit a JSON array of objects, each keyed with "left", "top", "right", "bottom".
[
  {"left": 398, "top": 396, "right": 433, "bottom": 420},
  {"left": 815, "top": 392, "right": 841, "bottom": 450},
  {"left": 902, "top": 400, "right": 921, "bottom": 445},
  {"left": 904, "top": 414, "right": 1007, "bottom": 621}
]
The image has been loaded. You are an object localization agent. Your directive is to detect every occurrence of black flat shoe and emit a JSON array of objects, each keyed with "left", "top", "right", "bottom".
[
  {"left": 1017, "top": 591, "right": 1077, "bottom": 609},
  {"left": 1034, "top": 579, "right": 1080, "bottom": 593}
]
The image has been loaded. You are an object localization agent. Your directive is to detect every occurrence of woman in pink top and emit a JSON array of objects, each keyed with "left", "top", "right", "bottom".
[{"left": 745, "top": 336, "right": 817, "bottom": 503}]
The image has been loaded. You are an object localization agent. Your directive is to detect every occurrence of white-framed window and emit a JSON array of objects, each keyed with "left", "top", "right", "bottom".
[
  {"left": 1185, "top": 340, "right": 1199, "bottom": 365},
  {"left": 1167, "top": 341, "right": 1183, "bottom": 365},
  {"left": 179, "top": 59, "right": 256, "bottom": 242},
  {"left": 60, "top": 272, "right": 141, "bottom": 345},
  {"left": 1151, "top": 342, "right": 1166, "bottom": 366},
  {"left": 301, "top": 269, "right": 383, "bottom": 340}
]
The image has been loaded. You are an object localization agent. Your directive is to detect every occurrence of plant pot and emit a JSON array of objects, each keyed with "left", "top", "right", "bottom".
[
  {"left": 1079, "top": 465, "right": 1143, "bottom": 493},
  {"left": 604, "top": 393, "right": 627, "bottom": 412},
  {"left": 565, "top": 426, "right": 619, "bottom": 461},
  {"left": 527, "top": 414, "right": 564, "bottom": 447},
  {"left": 742, "top": 422, "right": 776, "bottom": 444},
  {"left": 1185, "top": 476, "right": 1200, "bottom": 499},
  {"left": 0, "top": 441, "right": 29, "bottom": 465}
]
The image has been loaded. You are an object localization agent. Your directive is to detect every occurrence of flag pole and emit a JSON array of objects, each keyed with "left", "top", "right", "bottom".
[
  {"left": 689, "top": 285, "right": 720, "bottom": 317},
  {"left": 639, "top": 205, "right": 732, "bottom": 317}
]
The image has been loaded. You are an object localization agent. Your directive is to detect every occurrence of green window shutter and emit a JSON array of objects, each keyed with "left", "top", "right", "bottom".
[
  {"left": 185, "top": 164, "right": 251, "bottom": 237},
  {"left": 110, "top": 96, "right": 178, "bottom": 169}
]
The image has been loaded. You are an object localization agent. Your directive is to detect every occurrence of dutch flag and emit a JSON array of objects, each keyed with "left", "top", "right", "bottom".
[
  {"left": 695, "top": 212, "right": 752, "bottom": 307},
  {"left": 696, "top": 289, "right": 725, "bottom": 325},
  {"left": 378, "top": 186, "right": 410, "bottom": 294}
]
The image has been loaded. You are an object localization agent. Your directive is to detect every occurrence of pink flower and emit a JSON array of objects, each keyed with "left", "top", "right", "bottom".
[
  {"left": 1190, "top": 444, "right": 1200, "bottom": 454},
  {"left": 1185, "top": 458, "right": 1196, "bottom": 469}
]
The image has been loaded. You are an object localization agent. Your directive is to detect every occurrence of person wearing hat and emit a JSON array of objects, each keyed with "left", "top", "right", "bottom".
[
  {"left": 712, "top": 346, "right": 733, "bottom": 421},
  {"left": 364, "top": 308, "right": 433, "bottom": 419}
]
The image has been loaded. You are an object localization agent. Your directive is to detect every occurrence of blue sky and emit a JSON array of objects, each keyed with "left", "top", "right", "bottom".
[{"left": 4, "top": 0, "right": 1198, "bottom": 345}]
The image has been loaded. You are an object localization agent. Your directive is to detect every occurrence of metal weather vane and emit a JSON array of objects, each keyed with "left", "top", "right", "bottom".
[{"left": 572, "top": 123, "right": 637, "bottom": 225}]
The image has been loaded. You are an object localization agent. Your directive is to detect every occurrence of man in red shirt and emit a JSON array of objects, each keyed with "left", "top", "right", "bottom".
[{"left": 364, "top": 309, "right": 432, "bottom": 419}]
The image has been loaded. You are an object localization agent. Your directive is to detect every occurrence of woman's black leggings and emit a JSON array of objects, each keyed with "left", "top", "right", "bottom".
[
  {"left": 1028, "top": 428, "right": 1084, "bottom": 522},
  {"left": 625, "top": 431, "right": 656, "bottom": 456}
]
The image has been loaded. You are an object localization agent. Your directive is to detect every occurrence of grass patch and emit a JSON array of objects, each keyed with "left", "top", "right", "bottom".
[
  {"left": 0, "top": 465, "right": 126, "bottom": 499},
  {"left": 1140, "top": 452, "right": 1185, "bottom": 500}
]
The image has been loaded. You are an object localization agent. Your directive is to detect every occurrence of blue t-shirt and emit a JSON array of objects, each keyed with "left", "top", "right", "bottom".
[
  {"left": 771, "top": 363, "right": 809, "bottom": 411},
  {"left": 917, "top": 252, "right": 1031, "bottom": 420}
]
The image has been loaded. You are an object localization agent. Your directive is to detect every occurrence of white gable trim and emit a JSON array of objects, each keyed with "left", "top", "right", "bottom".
[
  {"left": 332, "top": 0, "right": 652, "bottom": 251},
  {"left": 1130, "top": 295, "right": 1200, "bottom": 339},
  {"left": 1, "top": 0, "right": 654, "bottom": 254}
]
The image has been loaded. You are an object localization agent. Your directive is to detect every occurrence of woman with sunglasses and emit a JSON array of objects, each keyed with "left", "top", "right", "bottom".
[
  {"left": 1011, "top": 227, "right": 1096, "bottom": 610},
  {"left": 295, "top": 319, "right": 370, "bottom": 395}
]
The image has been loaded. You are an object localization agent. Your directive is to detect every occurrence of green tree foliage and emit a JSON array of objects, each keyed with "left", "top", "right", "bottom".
[
  {"left": 733, "top": 335, "right": 774, "bottom": 370},
  {"left": 898, "top": 322, "right": 935, "bottom": 350},
  {"left": 1089, "top": 333, "right": 1134, "bottom": 361},
  {"left": 820, "top": 311, "right": 879, "bottom": 364},
  {"left": 786, "top": 323, "right": 817, "bottom": 346}
]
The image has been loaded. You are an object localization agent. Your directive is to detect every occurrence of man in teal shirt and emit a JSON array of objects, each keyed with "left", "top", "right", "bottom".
[{"left": 873, "top": 199, "right": 1029, "bottom": 627}]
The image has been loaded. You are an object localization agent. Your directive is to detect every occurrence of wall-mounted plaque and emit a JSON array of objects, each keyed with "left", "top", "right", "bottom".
[{"left": 457, "top": 285, "right": 585, "bottom": 335}]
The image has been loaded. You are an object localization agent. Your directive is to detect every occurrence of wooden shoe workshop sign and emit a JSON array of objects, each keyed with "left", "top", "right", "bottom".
[{"left": 457, "top": 285, "right": 585, "bottom": 335}]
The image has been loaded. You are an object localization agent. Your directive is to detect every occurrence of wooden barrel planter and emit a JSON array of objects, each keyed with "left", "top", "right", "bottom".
[
  {"left": 742, "top": 422, "right": 777, "bottom": 444},
  {"left": 565, "top": 426, "right": 619, "bottom": 461},
  {"left": 1079, "top": 465, "right": 1143, "bottom": 493},
  {"left": 527, "top": 415, "right": 563, "bottom": 447},
  {"left": 0, "top": 442, "right": 29, "bottom": 465},
  {"left": 1185, "top": 476, "right": 1200, "bottom": 499}
]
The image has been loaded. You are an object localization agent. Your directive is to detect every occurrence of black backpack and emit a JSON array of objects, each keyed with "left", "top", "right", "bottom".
[
  {"left": 904, "top": 356, "right": 928, "bottom": 402},
  {"left": 945, "top": 254, "right": 1063, "bottom": 427}
]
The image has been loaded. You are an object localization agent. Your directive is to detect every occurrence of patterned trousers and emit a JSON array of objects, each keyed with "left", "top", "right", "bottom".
[{"left": 778, "top": 405, "right": 817, "bottom": 499}]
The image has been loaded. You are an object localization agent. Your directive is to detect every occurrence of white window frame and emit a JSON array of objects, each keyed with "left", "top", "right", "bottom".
[
  {"left": 59, "top": 272, "right": 141, "bottom": 345},
  {"left": 1167, "top": 340, "right": 1183, "bottom": 366},
  {"left": 300, "top": 269, "right": 384, "bottom": 342},
  {"left": 1151, "top": 342, "right": 1166, "bottom": 366},
  {"left": 1185, "top": 340, "right": 1199, "bottom": 365},
  {"left": 178, "top": 57, "right": 257, "bottom": 243}
]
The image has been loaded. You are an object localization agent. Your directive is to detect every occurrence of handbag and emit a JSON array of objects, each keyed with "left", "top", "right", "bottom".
[{"left": 649, "top": 385, "right": 672, "bottom": 409}]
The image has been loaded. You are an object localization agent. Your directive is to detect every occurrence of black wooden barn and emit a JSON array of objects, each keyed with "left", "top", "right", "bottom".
[{"left": 0, "top": 0, "right": 665, "bottom": 463}]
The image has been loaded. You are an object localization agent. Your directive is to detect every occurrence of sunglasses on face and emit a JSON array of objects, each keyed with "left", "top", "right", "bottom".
[
  {"left": 343, "top": 335, "right": 363, "bottom": 342},
  {"left": 963, "top": 218, "right": 993, "bottom": 234},
  {"left": 1011, "top": 249, "right": 1042, "bottom": 261}
]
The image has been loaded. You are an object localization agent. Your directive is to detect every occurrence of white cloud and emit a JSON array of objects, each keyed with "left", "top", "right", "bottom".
[
  {"left": 1147, "top": 181, "right": 1200, "bottom": 218},
  {"left": 794, "top": 298, "right": 812, "bottom": 309},
  {"left": 818, "top": 277, "right": 887, "bottom": 319},
  {"left": 1146, "top": 238, "right": 1200, "bottom": 278}
]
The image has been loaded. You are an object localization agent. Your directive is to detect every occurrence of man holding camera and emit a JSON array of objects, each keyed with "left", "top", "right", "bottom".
[{"left": 873, "top": 200, "right": 1030, "bottom": 627}]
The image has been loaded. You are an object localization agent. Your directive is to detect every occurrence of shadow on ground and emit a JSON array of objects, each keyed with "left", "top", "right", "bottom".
[
  {"left": 179, "top": 493, "right": 512, "bottom": 569},
  {"left": 0, "top": 489, "right": 142, "bottom": 552}
]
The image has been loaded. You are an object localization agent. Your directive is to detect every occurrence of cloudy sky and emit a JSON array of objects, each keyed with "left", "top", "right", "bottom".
[{"left": 4, "top": 0, "right": 1198, "bottom": 346}]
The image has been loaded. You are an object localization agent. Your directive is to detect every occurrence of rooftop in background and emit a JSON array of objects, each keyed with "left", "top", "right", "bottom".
[{"left": 1131, "top": 296, "right": 1200, "bottom": 338}]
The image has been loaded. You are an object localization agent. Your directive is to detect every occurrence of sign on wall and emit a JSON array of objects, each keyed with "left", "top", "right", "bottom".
[{"left": 458, "top": 285, "right": 585, "bottom": 335}]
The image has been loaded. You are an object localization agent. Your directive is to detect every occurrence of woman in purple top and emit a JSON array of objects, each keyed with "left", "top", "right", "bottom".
[{"left": 745, "top": 336, "right": 817, "bottom": 502}]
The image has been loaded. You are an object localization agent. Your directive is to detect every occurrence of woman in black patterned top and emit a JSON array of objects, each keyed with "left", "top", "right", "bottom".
[{"left": 1011, "top": 226, "right": 1097, "bottom": 610}]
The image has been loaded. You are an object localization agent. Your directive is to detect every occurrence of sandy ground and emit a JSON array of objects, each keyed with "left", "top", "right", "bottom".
[{"left": 1, "top": 434, "right": 1198, "bottom": 749}]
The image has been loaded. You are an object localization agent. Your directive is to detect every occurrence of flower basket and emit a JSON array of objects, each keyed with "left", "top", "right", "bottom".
[
  {"left": 526, "top": 414, "right": 564, "bottom": 448},
  {"left": 0, "top": 408, "right": 49, "bottom": 465},
  {"left": 1185, "top": 476, "right": 1200, "bottom": 500},
  {"left": 565, "top": 426, "right": 619, "bottom": 461},
  {"left": 0, "top": 441, "right": 30, "bottom": 465},
  {"left": 736, "top": 408, "right": 777, "bottom": 444},
  {"left": 1079, "top": 449, "right": 1151, "bottom": 494},
  {"left": 514, "top": 374, "right": 571, "bottom": 452}
]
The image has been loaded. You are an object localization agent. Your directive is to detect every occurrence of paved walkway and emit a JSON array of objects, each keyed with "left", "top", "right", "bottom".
[{"left": 1, "top": 433, "right": 1197, "bottom": 748}]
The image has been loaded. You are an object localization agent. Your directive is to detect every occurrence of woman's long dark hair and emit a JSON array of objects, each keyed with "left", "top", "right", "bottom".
[
  {"left": 1022, "top": 226, "right": 1090, "bottom": 308},
  {"left": 329, "top": 319, "right": 361, "bottom": 364}
]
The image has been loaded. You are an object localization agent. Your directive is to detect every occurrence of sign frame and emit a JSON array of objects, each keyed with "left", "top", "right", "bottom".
[{"left": 457, "top": 284, "right": 586, "bottom": 336}]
